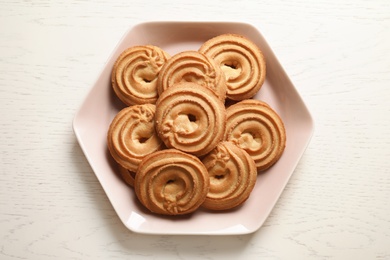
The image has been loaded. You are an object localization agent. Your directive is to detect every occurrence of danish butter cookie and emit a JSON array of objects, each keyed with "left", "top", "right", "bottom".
[
  {"left": 199, "top": 34, "right": 266, "bottom": 101},
  {"left": 112, "top": 45, "right": 170, "bottom": 105},
  {"left": 202, "top": 142, "right": 257, "bottom": 210},
  {"left": 224, "top": 100, "right": 286, "bottom": 171},
  {"left": 155, "top": 82, "right": 226, "bottom": 157},
  {"left": 107, "top": 104, "right": 163, "bottom": 172},
  {"left": 135, "top": 149, "right": 209, "bottom": 215},
  {"left": 157, "top": 51, "right": 226, "bottom": 101}
]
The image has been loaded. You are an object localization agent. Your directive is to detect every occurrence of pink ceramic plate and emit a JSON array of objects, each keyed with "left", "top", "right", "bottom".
[{"left": 73, "top": 22, "right": 314, "bottom": 235}]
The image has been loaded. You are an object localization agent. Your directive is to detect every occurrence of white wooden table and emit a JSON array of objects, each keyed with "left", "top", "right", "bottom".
[{"left": 1, "top": 1, "right": 389, "bottom": 259}]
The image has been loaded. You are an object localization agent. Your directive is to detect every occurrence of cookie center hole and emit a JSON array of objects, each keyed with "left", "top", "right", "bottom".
[
  {"left": 163, "top": 178, "right": 185, "bottom": 200},
  {"left": 214, "top": 174, "right": 225, "bottom": 180},
  {"left": 221, "top": 61, "right": 241, "bottom": 79},
  {"left": 210, "top": 168, "right": 230, "bottom": 186},
  {"left": 187, "top": 113, "right": 197, "bottom": 122},
  {"left": 224, "top": 60, "right": 240, "bottom": 69},
  {"left": 237, "top": 132, "right": 262, "bottom": 151},
  {"left": 173, "top": 114, "right": 198, "bottom": 134},
  {"left": 224, "top": 63, "right": 237, "bottom": 69},
  {"left": 135, "top": 69, "right": 155, "bottom": 84},
  {"left": 138, "top": 137, "right": 149, "bottom": 143}
]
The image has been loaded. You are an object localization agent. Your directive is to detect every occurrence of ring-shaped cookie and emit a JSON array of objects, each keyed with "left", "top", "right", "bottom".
[
  {"left": 107, "top": 104, "right": 163, "bottom": 172},
  {"left": 224, "top": 100, "right": 286, "bottom": 171},
  {"left": 134, "top": 149, "right": 210, "bottom": 215},
  {"left": 157, "top": 51, "right": 226, "bottom": 101},
  {"left": 199, "top": 34, "right": 266, "bottom": 101},
  {"left": 112, "top": 45, "right": 170, "bottom": 105},
  {"left": 202, "top": 142, "right": 257, "bottom": 210},
  {"left": 155, "top": 82, "right": 226, "bottom": 157}
]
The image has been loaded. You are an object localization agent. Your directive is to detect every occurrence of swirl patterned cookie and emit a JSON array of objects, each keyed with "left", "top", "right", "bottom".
[
  {"left": 111, "top": 45, "right": 170, "bottom": 105},
  {"left": 134, "top": 149, "right": 210, "bottom": 215},
  {"left": 156, "top": 51, "right": 226, "bottom": 101},
  {"left": 202, "top": 142, "right": 257, "bottom": 210},
  {"left": 199, "top": 34, "right": 266, "bottom": 101},
  {"left": 155, "top": 82, "right": 226, "bottom": 157},
  {"left": 224, "top": 99, "right": 286, "bottom": 171},
  {"left": 107, "top": 104, "right": 163, "bottom": 172}
]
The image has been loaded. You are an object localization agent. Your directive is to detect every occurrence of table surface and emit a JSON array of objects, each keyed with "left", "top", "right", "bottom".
[{"left": 1, "top": 0, "right": 389, "bottom": 259}]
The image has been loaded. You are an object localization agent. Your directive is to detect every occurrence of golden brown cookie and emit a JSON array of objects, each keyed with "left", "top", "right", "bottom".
[
  {"left": 224, "top": 99, "right": 286, "bottom": 171},
  {"left": 134, "top": 149, "right": 210, "bottom": 215},
  {"left": 157, "top": 51, "right": 226, "bottom": 101},
  {"left": 199, "top": 34, "right": 266, "bottom": 101},
  {"left": 111, "top": 45, "right": 170, "bottom": 105},
  {"left": 155, "top": 82, "right": 226, "bottom": 157},
  {"left": 107, "top": 104, "right": 163, "bottom": 172},
  {"left": 202, "top": 142, "right": 257, "bottom": 210}
]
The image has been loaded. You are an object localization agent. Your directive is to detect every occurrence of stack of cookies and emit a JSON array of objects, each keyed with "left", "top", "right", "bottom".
[{"left": 107, "top": 34, "right": 286, "bottom": 215}]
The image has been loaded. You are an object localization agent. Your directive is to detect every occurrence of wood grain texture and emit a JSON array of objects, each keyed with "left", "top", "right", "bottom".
[{"left": 1, "top": 0, "right": 390, "bottom": 259}]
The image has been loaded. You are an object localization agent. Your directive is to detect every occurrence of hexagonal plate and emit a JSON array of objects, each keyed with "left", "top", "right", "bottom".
[{"left": 73, "top": 22, "right": 314, "bottom": 235}]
